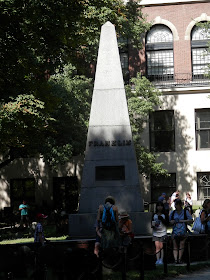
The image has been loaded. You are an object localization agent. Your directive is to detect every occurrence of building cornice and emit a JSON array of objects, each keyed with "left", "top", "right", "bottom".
[
  {"left": 160, "top": 86, "right": 210, "bottom": 95},
  {"left": 140, "top": 0, "right": 209, "bottom": 6}
]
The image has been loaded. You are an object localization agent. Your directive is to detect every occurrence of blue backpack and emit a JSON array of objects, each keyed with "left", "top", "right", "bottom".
[{"left": 102, "top": 203, "right": 116, "bottom": 230}]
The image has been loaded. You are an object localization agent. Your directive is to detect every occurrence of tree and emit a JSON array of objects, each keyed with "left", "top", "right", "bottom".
[
  {"left": 43, "top": 64, "right": 92, "bottom": 168},
  {"left": 0, "top": 94, "right": 54, "bottom": 168},
  {"left": 0, "top": 0, "right": 150, "bottom": 169},
  {"left": 126, "top": 74, "right": 168, "bottom": 177},
  {"left": 0, "top": 0, "right": 150, "bottom": 99}
]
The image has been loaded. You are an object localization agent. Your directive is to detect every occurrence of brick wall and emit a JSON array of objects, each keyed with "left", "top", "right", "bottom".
[{"left": 129, "top": 2, "right": 210, "bottom": 76}]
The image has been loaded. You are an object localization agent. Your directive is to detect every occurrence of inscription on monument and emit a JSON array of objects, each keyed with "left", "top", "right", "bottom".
[
  {"left": 95, "top": 166, "right": 125, "bottom": 181},
  {"left": 89, "top": 140, "right": 131, "bottom": 147}
]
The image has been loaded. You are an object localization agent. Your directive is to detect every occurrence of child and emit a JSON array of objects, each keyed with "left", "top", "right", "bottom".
[
  {"left": 151, "top": 201, "right": 168, "bottom": 265},
  {"left": 34, "top": 213, "right": 48, "bottom": 247},
  {"left": 119, "top": 211, "right": 133, "bottom": 246}
]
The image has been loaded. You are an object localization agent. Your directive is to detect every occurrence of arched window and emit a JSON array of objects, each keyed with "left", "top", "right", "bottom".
[
  {"left": 146, "top": 25, "right": 174, "bottom": 81},
  {"left": 191, "top": 24, "right": 210, "bottom": 80}
]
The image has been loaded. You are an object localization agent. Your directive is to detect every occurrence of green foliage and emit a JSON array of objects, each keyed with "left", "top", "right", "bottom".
[
  {"left": 0, "top": 0, "right": 150, "bottom": 169},
  {"left": 0, "top": 94, "right": 54, "bottom": 159},
  {"left": 126, "top": 74, "right": 168, "bottom": 177},
  {"left": 0, "top": 0, "right": 150, "bottom": 99},
  {"left": 42, "top": 64, "right": 92, "bottom": 169}
]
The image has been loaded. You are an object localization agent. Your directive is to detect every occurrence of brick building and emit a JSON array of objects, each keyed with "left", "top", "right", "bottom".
[{"left": 135, "top": 0, "right": 210, "bottom": 205}]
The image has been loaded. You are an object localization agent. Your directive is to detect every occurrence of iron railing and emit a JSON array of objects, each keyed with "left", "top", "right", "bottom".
[{"left": 147, "top": 73, "right": 210, "bottom": 88}]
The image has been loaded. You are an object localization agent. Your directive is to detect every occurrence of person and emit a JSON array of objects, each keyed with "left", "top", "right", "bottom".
[
  {"left": 151, "top": 201, "right": 168, "bottom": 265},
  {"left": 170, "top": 190, "right": 180, "bottom": 211},
  {"left": 163, "top": 196, "right": 170, "bottom": 215},
  {"left": 19, "top": 200, "right": 29, "bottom": 228},
  {"left": 96, "top": 196, "right": 120, "bottom": 249},
  {"left": 34, "top": 213, "right": 48, "bottom": 247},
  {"left": 119, "top": 211, "right": 133, "bottom": 247},
  {"left": 184, "top": 192, "right": 193, "bottom": 214},
  {"left": 169, "top": 199, "right": 193, "bottom": 264},
  {"left": 200, "top": 199, "right": 210, "bottom": 234},
  {"left": 158, "top": 193, "right": 166, "bottom": 203}
]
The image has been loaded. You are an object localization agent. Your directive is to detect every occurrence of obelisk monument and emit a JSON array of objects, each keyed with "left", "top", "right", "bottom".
[{"left": 69, "top": 22, "right": 151, "bottom": 237}]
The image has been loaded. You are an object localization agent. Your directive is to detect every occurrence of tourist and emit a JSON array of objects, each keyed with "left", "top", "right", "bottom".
[
  {"left": 184, "top": 192, "right": 193, "bottom": 214},
  {"left": 170, "top": 190, "right": 180, "bottom": 210},
  {"left": 97, "top": 196, "right": 120, "bottom": 249},
  {"left": 163, "top": 196, "right": 170, "bottom": 214},
  {"left": 158, "top": 193, "right": 166, "bottom": 203},
  {"left": 34, "top": 213, "right": 48, "bottom": 247},
  {"left": 151, "top": 201, "right": 168, "bottom": 265},
  {"left": 19, "top": 199, "right": 29, "bottom": 228},
  {"left": 119, "top": 211, "right": 133, "bottom": 247},
  {"left": 170, "top": 199, "right": 193, "bottom": 264},
  {"left": 200, "top": 199, "right": 210, "bottom": 234}
]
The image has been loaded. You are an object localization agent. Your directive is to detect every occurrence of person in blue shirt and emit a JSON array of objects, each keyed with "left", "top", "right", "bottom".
[
  {"left": 169, "top": 199, "right": 193, "bottom": 264},
  {"left": 19, "top": 200, "right": 29, "bottom": 228},
  {"left": 34, "top": 213, "right": 48, "bottom": 246},
  {"left": 158, "top": 193, "right": 166, "bottom": 202}
]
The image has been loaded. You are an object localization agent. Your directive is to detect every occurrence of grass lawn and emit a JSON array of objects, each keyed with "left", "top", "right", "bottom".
[
  {"left": 0, "top": 235, "right": 68, "bottom": 245},
  {"left": 102, "top": 262, "right": 210, "bottom": 280}
]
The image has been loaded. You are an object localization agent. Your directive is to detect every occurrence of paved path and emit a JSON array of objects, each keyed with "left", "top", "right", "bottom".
[{"left": 166, "top": 267, "right": 210, "bottom": 280}]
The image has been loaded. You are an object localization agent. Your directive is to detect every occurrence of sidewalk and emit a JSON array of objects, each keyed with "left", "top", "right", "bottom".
[{"left": 166, "top": 267, "right": 210, "bottom": 280}]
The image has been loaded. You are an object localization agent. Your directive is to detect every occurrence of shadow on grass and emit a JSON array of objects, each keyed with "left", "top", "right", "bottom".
[{"left": 103, "top": 262, "right": 210, "bottom": 280}]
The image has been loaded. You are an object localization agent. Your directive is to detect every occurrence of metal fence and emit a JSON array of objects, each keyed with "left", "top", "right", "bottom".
[{"left": 147, "top": 73, "right": 210, "bottom": 88}]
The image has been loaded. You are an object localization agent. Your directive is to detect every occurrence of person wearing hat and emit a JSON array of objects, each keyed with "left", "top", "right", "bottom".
[
  {"left": 34, "top": 213, "right": 48, "bottom": 247},
  {"left": 119, "top": 211, "right": 133, "bottom": 246},
  {"left": 158, "top": 193, "right": 166, "bottom": 203}
]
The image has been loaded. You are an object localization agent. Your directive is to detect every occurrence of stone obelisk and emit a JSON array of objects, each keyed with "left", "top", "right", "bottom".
[{"left": 69, "top": 22, "right": 151, "bottom": 238}]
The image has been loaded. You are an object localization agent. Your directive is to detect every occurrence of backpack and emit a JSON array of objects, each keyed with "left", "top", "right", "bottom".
[
  {"left": 102, "top": 203, "right": 116, "bottom": 230},
  {"left": 171, "top": 208, "right": 188, "bottom": 221},
  {"left": 171, "top": 208, "right": 190, "bottom": 233}
]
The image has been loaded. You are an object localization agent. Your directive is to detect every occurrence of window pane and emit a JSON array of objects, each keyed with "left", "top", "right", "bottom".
[
  {"left": 191, "top": 25, "right": 210, "bottom": 79},
  {"left": 10, "top": 179, "right": 35, "bottom": 211},
  {"left": 147, "top": 50, "right": 174, "bottom": 76},
  {"left": 120, "top": 53, "right": 128, "bottom": 70},
  {"left": 196, "top": 110, "right": 210, "bottom": 129},
  {"left": 197, "top": 172, "right": 210, "bottom": 199},
  {"left": 153, "top": 131, "right": 175, "bottom": 151},
  {"left": 150, "top": 111, "right": 175, "bottom": 152},
  {"left": 151, "top": 173, "right": 176, "bottom": 202},
  {"left": 192, "top": 26, "right": 209, "bottom": 41},
  {"left": 24, "top": 179, "right": 35, "bottom": 202},
  {"left": 192, "top": 48, "right": 210, "bottom": 75},
  {"left": 195, "top": 109, "right": 210, "bottom": 149},
  {"left": 11, "top": 180, "right": 23, "bottom": 201},
  {"left": 153, "top": 111, "right": 174, "bottom": 130},
  {"left": 147, "top": 25, "right": 173, "bottom": 43},
  {"left": 199, "top": 131, "right": 210, "bottom": 148},
  {"left": 53, "top": 177, "right": 79, "bottom": 213},
  {"left": 146, "top": 25, "right": 174, "bottom": 79}
]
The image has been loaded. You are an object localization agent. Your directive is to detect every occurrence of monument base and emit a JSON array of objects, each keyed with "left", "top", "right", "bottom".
[{"left": 69, "top": 212, "right": 153, "bottom": 238}]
